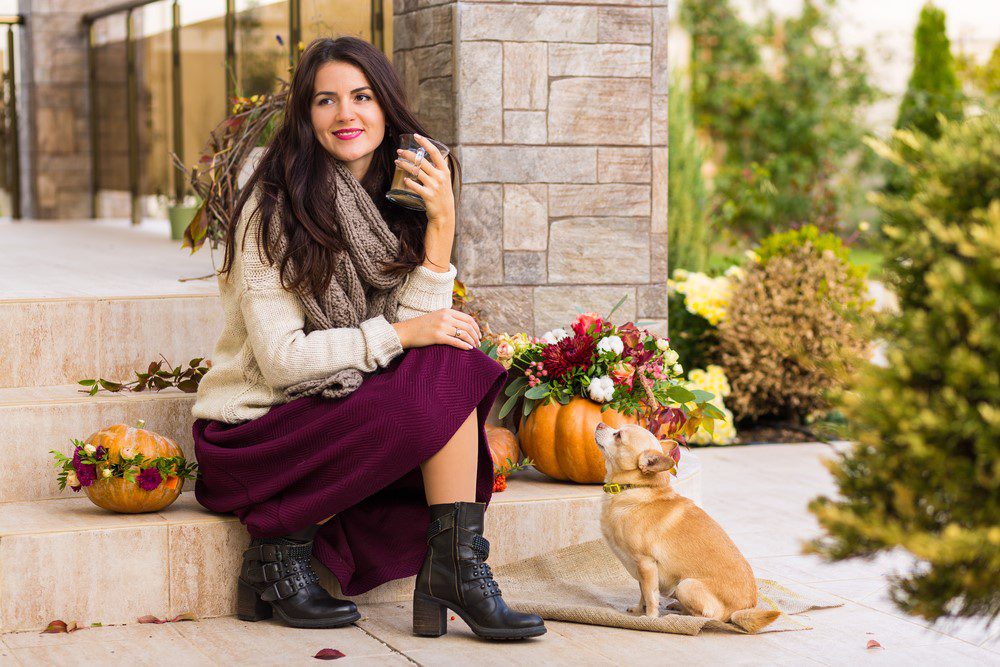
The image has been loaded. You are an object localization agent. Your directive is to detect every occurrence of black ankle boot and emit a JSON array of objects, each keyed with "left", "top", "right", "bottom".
[
  {"left": 237, "top": 524, "right": 361, "bottom": 628},
  {"left": 413, "top": 502, "right": 546, "bottom": 640}
]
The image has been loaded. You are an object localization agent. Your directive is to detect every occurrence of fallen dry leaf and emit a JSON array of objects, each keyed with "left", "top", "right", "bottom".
[
  {"left": 138, "top": 612, "right": 198, "bottom": 624},
  {"left": 313, "top": 648, "right": 346, "bottom": 660},
  {"left": 866, "top": 639, "right": 883, "bottom": 650},
  {"left": 41, "top": 620, "right": 85, "bottom": 634}
]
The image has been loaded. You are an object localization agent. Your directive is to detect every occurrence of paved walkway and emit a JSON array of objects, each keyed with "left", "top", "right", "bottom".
[{"left": 1, "top": 444, "right": 996, "bottom": 666}]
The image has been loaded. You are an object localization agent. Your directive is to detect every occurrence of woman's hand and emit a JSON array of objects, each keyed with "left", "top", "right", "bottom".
[
  {"left": 395, "top": 134, "right": 455, "bottom": 227},
  {"left": 392, "top": 308, "right": 482, "bottom": 351}
]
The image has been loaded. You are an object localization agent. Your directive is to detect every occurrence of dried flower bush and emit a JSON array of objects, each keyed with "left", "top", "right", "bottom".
[{"left": 717, "top": 243, "right": 870, "bottom": 422}]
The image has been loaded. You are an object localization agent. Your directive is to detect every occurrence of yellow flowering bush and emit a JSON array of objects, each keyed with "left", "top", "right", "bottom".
[
  {"left": 685, "top": 365, "right": 737, "bottom": 445},
  {"left": 667, "top": 269, "right": 738, "bottom": 326}
]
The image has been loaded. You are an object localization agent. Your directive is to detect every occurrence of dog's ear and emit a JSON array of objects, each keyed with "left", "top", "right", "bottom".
[{"left": 637, "top": 449, "right": 673, "bottom": 474}]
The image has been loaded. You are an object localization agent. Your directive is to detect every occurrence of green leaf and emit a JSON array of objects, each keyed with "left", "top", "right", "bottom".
[
  {"left": 702, "top": 403, "right": 726, "bottom": 420},
  {"left": 524, "top": 383, "right": 550, "bottom": 399},
  {"left": 498, "top": 392, "right": 521, "bottom": 420},
  {"left": 505, "top": 376, "right": 528, "bottom": 397},
  {"left": 522, "top": 397, "right": 538, "bottom": 417},
  {"left": 666, "top": 385, "right": 696, "bottom": 403},
  {"left": 78, "top": 379, "right": 96, "bottom": 387},
  {"left": 176, "top": 379, "right": 199, "bottom": 393},
  {"left": 99, "top": 379, "right": 123, "bottom": 392},
  {"left": 691, "top": 389, "right": 715, "bottom": 403}
]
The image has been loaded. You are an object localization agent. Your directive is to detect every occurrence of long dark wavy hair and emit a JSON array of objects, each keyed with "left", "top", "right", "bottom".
[{"left": 219, "top": 36, "right": 461, "bottom": 301}]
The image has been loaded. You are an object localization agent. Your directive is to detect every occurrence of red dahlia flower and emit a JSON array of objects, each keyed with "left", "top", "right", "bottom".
[{"left": 541, "top": 334, "right": 597, "bottom": 381}]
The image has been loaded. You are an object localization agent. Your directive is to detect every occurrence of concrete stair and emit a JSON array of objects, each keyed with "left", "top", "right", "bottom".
[{"left": 0, "top": 219, "right": 702, "bottom": 633}]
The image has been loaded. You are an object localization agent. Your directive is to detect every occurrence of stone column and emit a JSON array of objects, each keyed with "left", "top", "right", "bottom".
[
  {"left": 19, "top": 0, "right": 116, "bottom": 219},
  {"left": 393, "top": 0, "right": 668, "bottom": 338}
]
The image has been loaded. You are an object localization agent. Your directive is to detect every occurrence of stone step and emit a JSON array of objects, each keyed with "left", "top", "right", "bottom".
[
  {"left": 0, "top": 294, "right": 224, "bottom": 389},
  {"left": 1, "top": 218, "right": 223, "bottom": 390},
  {"left": 0, "top": 385, "right": 198, "bottom": 503},
  {"left": 0, "top": 473, "right": 606, "bottom": 633}
]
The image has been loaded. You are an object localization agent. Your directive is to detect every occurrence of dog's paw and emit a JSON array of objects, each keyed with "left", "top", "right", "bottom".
[{"left": 626, "top": 605, "right": 644, "bottom": 616}]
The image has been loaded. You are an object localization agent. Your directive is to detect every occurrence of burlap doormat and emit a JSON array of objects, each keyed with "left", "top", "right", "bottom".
[{"left": 496, "top": 540, "right": 843, "bottom": 635}]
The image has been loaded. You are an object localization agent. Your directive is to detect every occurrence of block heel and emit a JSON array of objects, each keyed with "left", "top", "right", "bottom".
[
  {"left": 412, "top": 592, "right": 448, "bottom": 637},
  {"left": 237, "top": 581, "right": 273, "bottom": 622}
]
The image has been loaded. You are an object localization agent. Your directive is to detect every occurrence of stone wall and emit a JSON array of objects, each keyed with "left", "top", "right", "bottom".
[{"left": 393, "top": 0, "right": 668, "bottom": 338}]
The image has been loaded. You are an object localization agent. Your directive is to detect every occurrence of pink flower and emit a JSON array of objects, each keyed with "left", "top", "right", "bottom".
[
  {"left": 136, "top": 467, "right": 163, "bottom": 491},
  {"left": 572, "top": 312, "right": 605, "bottom": 338},
  {"left": 610, "top": 361, "right": 635, "bottom": 387}
]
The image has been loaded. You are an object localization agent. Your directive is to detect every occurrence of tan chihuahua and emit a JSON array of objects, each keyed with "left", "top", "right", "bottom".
[{"left": 594, "top": 422, "right": 780, "bottom": 633}]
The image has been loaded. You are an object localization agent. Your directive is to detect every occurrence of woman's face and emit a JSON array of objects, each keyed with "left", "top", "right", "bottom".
[{"left": 310, "top": 61, "right": 386, "bottom": 181}]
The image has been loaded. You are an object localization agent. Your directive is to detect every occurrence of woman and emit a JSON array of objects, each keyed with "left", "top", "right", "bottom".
[{"left": 190, "top": 36, "right": 545, "bottom": 641}]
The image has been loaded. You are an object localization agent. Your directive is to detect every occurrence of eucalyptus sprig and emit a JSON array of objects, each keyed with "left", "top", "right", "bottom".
[{"left": 78, "top": 355, "right": 210, "bottom": 396}]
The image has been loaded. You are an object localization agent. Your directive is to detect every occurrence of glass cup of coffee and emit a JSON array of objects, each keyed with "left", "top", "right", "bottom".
[{"left": 386, "top": 133, "right": 450, "bottom": 211}]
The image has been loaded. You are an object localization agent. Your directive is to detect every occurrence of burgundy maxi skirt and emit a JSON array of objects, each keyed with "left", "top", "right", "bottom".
[{"left": 192, "top": 344, "right": 508, "bottom": 595}]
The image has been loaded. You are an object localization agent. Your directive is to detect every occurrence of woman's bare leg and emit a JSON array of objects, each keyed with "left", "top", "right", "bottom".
[{"left": 420, "top": 407, "right": 479, "bottom": 504}]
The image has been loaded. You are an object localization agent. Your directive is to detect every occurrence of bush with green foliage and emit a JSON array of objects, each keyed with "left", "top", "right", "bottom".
[
  {"left": 668, "top": 76, "right": 710, "bottom": 273},
  {"left": 809, "top": 113, "right": 1000, "bottom": 621},
  {"left": 680, "top": 0, "right": 877, "bottom": 240},
  {"left": 717, "top": 228, "right": 869, "bottom": 422}
]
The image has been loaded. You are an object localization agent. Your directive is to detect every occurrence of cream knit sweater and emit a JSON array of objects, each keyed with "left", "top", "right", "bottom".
[{"left": 191, "top": 199, "right": 457, "bottom": 424}]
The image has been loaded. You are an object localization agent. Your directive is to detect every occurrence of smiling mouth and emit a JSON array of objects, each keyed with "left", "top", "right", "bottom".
[{"left": 333, "top": 129, "right": 363, "bottom": 140}]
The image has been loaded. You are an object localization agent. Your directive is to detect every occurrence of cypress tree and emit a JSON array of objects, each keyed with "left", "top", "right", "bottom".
[
  {"left": 896, "top": 3, "right": 964, "bottom": 138},
  {"left": 667, "top": 76, "right": 709, "bottom": 273}
]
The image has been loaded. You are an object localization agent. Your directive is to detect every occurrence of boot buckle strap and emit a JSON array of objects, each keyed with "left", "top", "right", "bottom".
[
  {"left": 470, "top": 534, "right": 490, "bottom": 561},
  {"left": 425, "top": 513, "right": 455, "bottom": 540},
  {"left": 260, "top": 576, "right": 299, "bottom": 602},
  {"left": 260, "top": 562, "right": 282, "bottom": 583},
  {"left": 244, "top": 544, "right": 282, "bottom": 563}
]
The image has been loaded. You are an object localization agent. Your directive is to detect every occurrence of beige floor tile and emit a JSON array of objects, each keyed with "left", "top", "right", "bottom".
[
  {"left": 0, "top": 496, "right": 168, "bottom": 535},
  {"left": 0, "top": 527, "right": 169, "bottom": 632},
  {"left": 0, "top": 639, "right": 18, "bottom": 666},
  {"left": 8, "top": 634, "right": 213, "bottom": 666},
  {"left": 748, "top": 550, "right": 917, "bottom": 585},
  {"left": 2, "top": 622, "right": 182, "bottom": 648},
  {"left": 173, "top": 616, "right": 396, "bottom": 663}
]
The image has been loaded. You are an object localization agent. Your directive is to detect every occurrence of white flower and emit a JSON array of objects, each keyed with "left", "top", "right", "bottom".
[
  {"left": 587, "top": 375, "right": 615, "bottom": 403},
  {"left": 83, "top": 444, "right": 96, "bottom": 455},
  {"left": 65, "top": 470, "right": 79, "bottom": 487},
  {"left": 496, "top": 342, "right": 515, "bottom": 360},
  {"left": 672, "top": 363, "right": 683, "bottom": 375},
  {"left": 102, "top": 468, "right": 113, "bottom": 478},
  {"left": 596, "top": 335, "right": 624, "bottom": 356},
  {"left": 120, "top": 444, "right": 137, "bottom": 459},
  {"left": 655, "top": 337, "right": 671, "bottom": 351},
  {"left": 662, "top": 348, "right": 679, "bottom": 365},
  {"left": 541, "top": 328, "right": 570, "bottom": 344}
]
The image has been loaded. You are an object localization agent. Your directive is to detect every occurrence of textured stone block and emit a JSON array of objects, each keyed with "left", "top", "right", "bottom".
[
  {"left": 637, "top": 283, "right": 668, "bottom": 319},
  {"left": 598, "top": 7, "right": 652, "bottom": 44},
  {"left": 503, "top": 184, "right": 548, "bottom": 251},
  {"left": 549, "top": 183, "right": 651, "bottom": 218},
  {"left": 37, "top": 108, "right": 79, "bottom": 155},
  {"left": 393, "top": 4, "right": 453, "bottom": 51},
  {"left": 549, "top": 44, "right": 650, "bottom": 78},
  {"left": 534, "top": 285, "right": 637, "bottom": 335},
  {"left": 651, "top": 232, "right": 668, "bottom": 280},
  {"left": 0, "top": 299, "right": 99, "bottom": 388},
  {"left": 598, "top": 147, "right": 652, "bottom": 183},
  {"left": 471, "top": 286, "right": 535, "bottom": 336},
  {"left": 463, "top": 146, "right": 597, "bottom": 184},
  {"left": 461, "top": 5, "right": 597, "bottom": 43},
  {"left": 652, "top": 5, "right": 668, "bottom": 95},
  {"left": 408, "top": 42, "right": 452, "bottom": 79},
  {"left": 548, "top": 218, "right": 650, "bottom": 284},
  {"left": 457, "top": 184, "right": 503, "bottom": 284},
  {"left": 415, "top": 76, "right": 455, "bottom": 145},
  {"left": 458, "top": 42, "right": 503, "bottom": 143},
  {"left": 652, "top": 93, "right": 668, "bottom": 144},
  {"left": 651, "top": 146, "right": 667, "bottom": 234},
  {"left": 504, "top": 251, "right": 548, "bottom": 285},
  {"left": 394, "top": 0, "right": 452, "bottom": 15},
  {"left": 503, "top": 42, "right": 548, "bottom": 111},
  {"left": 549, "top": 78, "right": 650, "bottom": 146},
  {"left": 504, "top": 110, "right": 547, "bottom": 144}
]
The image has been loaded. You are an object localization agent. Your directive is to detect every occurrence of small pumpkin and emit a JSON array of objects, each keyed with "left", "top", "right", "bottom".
[
  {"left": 485, "top": 425, "right": 520, "bottom": 472},
  {"left": 84, "top": 421, "right": 185, "bottom": 513},
  {"left": 518, "top": 397, "right": 647, "bottom": 483}
]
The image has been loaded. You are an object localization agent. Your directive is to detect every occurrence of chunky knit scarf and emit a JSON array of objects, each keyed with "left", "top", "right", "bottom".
[{"left": 282, "top": 159, "right": 408, "bottom": 401}]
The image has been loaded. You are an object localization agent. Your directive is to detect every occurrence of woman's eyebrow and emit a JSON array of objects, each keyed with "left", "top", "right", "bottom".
[{"left": 313, "top": 87, "right": 372, "bottom": 98}]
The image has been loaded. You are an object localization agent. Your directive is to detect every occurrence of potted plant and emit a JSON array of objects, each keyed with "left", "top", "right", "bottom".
[
  {"left": 480, "top": 298, "right": 724, "bottom": 483},
  {"left": 166, "top": 191, "right": 202, "bottom": 242}
]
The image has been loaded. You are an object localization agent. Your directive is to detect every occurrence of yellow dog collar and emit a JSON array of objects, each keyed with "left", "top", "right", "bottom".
[{"left": 603, "top": 483, "right": 655, "bottom": 494}]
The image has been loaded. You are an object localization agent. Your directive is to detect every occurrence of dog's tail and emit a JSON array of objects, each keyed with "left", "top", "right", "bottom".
[{"left": 729, "top": 608, "right": 781, "bottom": 634}]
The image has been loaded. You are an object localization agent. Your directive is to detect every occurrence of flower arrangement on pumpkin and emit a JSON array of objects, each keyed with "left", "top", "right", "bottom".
[
  {"left": 52, "top": 441, "right": 198, "bottom": 493},
  {"left": 50, "top": 421, "right": 199, "bottom": 513},
  {"left": 479, "top": 299, "right": 726, "bottom": 483}
]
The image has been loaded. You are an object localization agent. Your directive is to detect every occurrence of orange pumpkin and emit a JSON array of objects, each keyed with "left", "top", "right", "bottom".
[
  {"left": 518, "top": 396, "right": 648, "bottom": 483},
  {"left": 83, "top": 421, "right": 185, "bottom": 513},
  {"left": 485, "top": 425, "right": 520, "bottom": 472}
]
